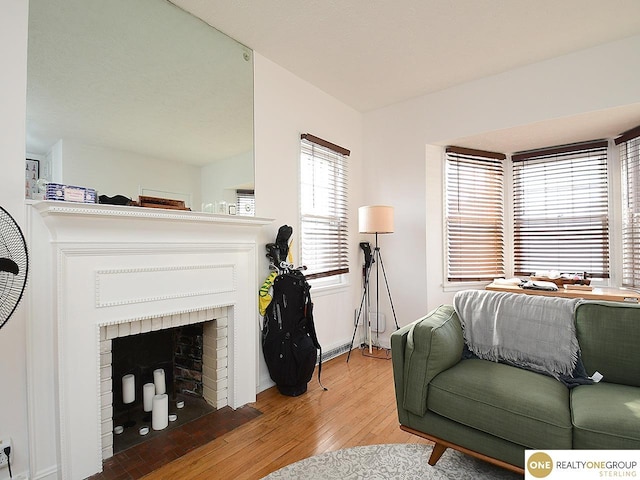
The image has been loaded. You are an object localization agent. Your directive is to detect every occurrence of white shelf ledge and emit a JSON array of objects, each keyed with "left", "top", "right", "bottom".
[{"left": 30, "top": 200, "right": 273, "bottom": 226}]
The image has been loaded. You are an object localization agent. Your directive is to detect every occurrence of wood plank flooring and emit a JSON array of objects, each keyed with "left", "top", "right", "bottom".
[{"left": 141, "top": 349, "right": 431, "bottom": 480}]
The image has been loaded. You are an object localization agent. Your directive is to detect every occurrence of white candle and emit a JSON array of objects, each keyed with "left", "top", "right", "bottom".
[
  {"left": 152, "top": 393, "right": 169, "bottom": 430},
  {"left": 122, "top": 374, "right": 135, "bottom": 404},
  {"left": 143, "top": 383, "right": 155, "bottom": 412},
  {"left": 153, "top": 368, "right": 166, "bottom": 395}
]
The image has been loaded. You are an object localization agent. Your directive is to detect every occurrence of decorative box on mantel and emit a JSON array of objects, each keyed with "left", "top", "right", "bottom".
[
  {"left": 26, "top": 201, "right": 272, "bottom": 480},
  {"left": 45, "top": 182, "right": 97, "bottom": 203}
]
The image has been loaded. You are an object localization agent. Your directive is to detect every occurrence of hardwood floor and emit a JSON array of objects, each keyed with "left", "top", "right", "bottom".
[{"left": 140, "top": 349, "right": 431, "bottom": 480}]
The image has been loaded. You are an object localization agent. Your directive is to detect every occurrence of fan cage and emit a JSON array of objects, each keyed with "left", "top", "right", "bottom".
[{"left": 0, "top": 206, "right": 29, "bottom": 330}]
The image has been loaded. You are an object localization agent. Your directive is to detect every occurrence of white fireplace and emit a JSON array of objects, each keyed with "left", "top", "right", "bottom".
[
  {"left": 26, "top": 202, "right": 271, "bottom": 480},
  {"left": 99, "top": 308, "right": 229, "bottom": 460}
]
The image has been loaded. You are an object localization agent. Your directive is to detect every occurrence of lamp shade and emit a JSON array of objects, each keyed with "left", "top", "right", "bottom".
[{"left": 358, "top": 205, "right": 394, "bottom": 234}]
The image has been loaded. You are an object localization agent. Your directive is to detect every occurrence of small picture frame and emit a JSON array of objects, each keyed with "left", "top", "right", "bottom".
[{"left": 26, "top": 158, "right": 40, "bottom": 199}]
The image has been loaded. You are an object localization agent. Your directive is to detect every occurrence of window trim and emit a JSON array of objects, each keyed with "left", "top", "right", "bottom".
[{"left": 299, "top": 133, "right": 350, "bottom": 280}]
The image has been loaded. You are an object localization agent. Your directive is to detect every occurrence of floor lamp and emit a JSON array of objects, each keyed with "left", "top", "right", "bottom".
[{"left": 348, "top": 205, "right": 399, "bottom": 360}]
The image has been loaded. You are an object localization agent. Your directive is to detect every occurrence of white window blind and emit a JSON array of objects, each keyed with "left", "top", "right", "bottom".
[
  {"left": 236, "top": 189, "right": 255, "bottom": 216},
  {"left": 512, "top": 141, "right": 609, "bottom": 278},
  {"left": 616, "top": 125, "right": 640, "bottom": 287},
  {"left": 300, "top": 134, "right": 349, "bottom": 279},
  {"left": 445, "top": 147, "right": 506, "bottom": 282}
]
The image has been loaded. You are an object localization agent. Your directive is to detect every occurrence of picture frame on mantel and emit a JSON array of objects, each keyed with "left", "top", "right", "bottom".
[{"left": 26, "top": 158, "right": 40, "bottom": 199}]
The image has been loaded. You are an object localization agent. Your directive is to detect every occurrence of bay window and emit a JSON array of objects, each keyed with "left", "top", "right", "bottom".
[{"left": 445, "top": 140, "right": 611, "bottom": 282}]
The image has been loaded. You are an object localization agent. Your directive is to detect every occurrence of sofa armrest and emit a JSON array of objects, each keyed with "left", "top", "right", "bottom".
[
  {"left": 391, "top": 319, "right": 416, "bottom": 425},
  {"left": 391, "top": 305, "right": 464, "bottom": 418}
]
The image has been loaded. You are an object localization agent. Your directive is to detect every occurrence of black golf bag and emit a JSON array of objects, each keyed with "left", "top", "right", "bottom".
[{"left": 261, "top": 225, "right": 324, "bottom": 396}]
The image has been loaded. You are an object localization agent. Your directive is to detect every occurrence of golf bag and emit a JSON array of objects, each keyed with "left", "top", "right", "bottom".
[{"left": 261, "top": 225, "right": 324, "bottom": 396}]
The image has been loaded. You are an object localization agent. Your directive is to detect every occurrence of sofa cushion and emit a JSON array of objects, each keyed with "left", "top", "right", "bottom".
[
  {"left": 575, "top": 301, "right": 640, "bottom": 387},
  {"left": 572, "top": 383, "right": 640, "bottom": 449},
  {"left": 428, "top": 358, "right": 572, "bottom": 449},
  {"left": 402, "top": 305, "right": 464, "bottom": 416}
]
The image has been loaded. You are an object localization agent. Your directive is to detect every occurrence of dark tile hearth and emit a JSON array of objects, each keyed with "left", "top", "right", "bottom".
[
  {"left": 90, "top": 404, "right": 262, "bottom": 480},
  {"left": 112, "top": 394, "right": 214, "bottom": 454}
]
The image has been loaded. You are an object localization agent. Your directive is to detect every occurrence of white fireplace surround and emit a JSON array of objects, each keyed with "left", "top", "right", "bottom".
[
  {"left": 26, "top": 202, "right": 271, "bottom": 480},
  {"left": 98, "top": 308, "right": 229, "bottom": 461}
]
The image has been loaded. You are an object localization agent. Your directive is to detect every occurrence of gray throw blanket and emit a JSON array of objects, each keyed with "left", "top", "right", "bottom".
[{"left": 453, "top": 290, "right": 581, "bottom": 378}]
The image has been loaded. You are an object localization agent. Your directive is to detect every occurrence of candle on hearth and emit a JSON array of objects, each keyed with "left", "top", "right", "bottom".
[
  {"left": 122, "top": 374, "right": 135, "bottom": 404},
  {"left": 143, "top": 382, "right": 155, "bottom": 412},
  {"left": 152, "top": 393, "right": 169, "bottom": 430},
  {"left": 153, "top": 368, "right": 166, "bottom": 394}
]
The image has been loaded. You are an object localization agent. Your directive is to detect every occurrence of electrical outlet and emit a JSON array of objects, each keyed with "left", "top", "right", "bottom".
[{"left": 0, "top": 438, "right": 12, "bottom": 469}]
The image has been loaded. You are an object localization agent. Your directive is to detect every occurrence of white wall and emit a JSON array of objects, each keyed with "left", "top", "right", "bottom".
[
  {"left": 253, "top": 53, "right": 364, "bottom": 389},
  {"left": 364, "top": 34, "right": 640, "bottom": 318},
  {"left": 0, "top": 1, "right": 30, "bottom": 479},
  {"left": 47, "top": 139, "right": 255, "bottom": 212},
  {"left": 51, "top": 140, "right": 203, "bottom": 209},
  {"left": 200, "top": 150, "right": 253, "bottom": 208},
  {"left": 360, "top": 116, "right": 428, "bottom": 347}
]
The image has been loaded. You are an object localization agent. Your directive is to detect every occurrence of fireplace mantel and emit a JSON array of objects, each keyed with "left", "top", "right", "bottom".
[
  {"left": 31, "top": 200, "right": 271, "bottom": 225},
  {"left": 26, "top": 201, "right": 272, "bottom": 480}
]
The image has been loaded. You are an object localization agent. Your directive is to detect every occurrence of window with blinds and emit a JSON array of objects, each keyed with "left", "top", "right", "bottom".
[
  {"left": 236, "top": 189, "right": 255, "bottom": 216},
  {"left": 299, "top": 134, "right": 349, "bottom": 279},
  {"left": 616, "top": 125, "right": 640, "bottom": 288},
  {"left": 512, "top": 141, "right": 609, "bottom": 278},
  {"left": 445, "top": 147, "right": 506, "bottom": 282}
]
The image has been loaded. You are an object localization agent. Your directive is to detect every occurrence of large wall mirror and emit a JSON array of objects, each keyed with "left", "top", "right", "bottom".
[{"left": 26, "top": 0, "right": 254, "bottom": 214}]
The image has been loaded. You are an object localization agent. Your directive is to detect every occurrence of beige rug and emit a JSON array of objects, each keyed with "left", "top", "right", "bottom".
[{"left": 262, "top": 443, "right": 522, "bottom": 479}]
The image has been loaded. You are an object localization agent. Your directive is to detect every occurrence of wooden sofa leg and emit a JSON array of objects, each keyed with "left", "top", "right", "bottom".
[
  {"left": 428, "top": 442, "right": 447, "bottom": 466},
  {"left": 400, "top": 425, "right": 524, "bottom": 474}
]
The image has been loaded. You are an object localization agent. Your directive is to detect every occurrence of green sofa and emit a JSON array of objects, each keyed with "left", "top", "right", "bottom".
[{"left": 391, "top": 298, "right": 640, "bottom": 473}]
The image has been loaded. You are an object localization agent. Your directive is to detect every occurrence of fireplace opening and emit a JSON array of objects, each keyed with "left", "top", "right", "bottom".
[{"left": 107, "top": 318, "right": 227, "bottom": 455}]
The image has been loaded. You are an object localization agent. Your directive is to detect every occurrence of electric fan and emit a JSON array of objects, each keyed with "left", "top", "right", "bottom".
[{"left": 0, "top": 206, "right": 28, "bottom": 331}]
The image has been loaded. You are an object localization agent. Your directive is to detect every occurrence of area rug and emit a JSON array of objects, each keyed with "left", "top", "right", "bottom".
[{"left": 262, "top": 443, "right": 523, "bottom": 479}]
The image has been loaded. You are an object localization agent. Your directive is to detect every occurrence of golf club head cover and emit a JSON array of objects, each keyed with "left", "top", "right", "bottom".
[
  {"left": 359, "top": 242, "right": 373, "bottom": 269},
  {"left": 275, "top": 225, "right": 293, "bottom": 262}
]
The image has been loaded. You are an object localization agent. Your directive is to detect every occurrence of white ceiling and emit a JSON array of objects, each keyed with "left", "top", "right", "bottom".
[{"left": 173, "top": 0, "right": 640, "bottom": 152}]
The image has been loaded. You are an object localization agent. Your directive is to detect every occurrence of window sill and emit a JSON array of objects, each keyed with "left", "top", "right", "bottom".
[
  {"left": 307, "top": 276, "right": 350, "bottom": 297},
  {"left": 443, "top": 278, "right": 610, "bottom": 294},
  {"left": 442, "top": 281, "right": 493, "bottom": 293}
]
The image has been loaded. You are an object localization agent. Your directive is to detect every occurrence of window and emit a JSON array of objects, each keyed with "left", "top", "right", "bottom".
[
  {"left": 512, "top": 141, "right": 609, "bottom": 278},
  {"left": 445, "top": 147, "right": 506, "bottom": 282},
  {"left": 236, "top": 189, "right": 255, "bottom": 216},
  {"left": 616, "top": 125, "right": 640, "bottom": 287},
  {"left": 299, "top": 133, "right": 349, "bottom": 279}
]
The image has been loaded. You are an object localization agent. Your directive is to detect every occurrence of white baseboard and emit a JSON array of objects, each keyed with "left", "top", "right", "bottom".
[{"left": 31, "top": 465, "right": 58, "bottom": 480}]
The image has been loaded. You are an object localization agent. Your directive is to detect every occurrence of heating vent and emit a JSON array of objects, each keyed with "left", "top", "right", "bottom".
[{"left": 321, "top": 342, "right": 353, "bottom": 362}]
